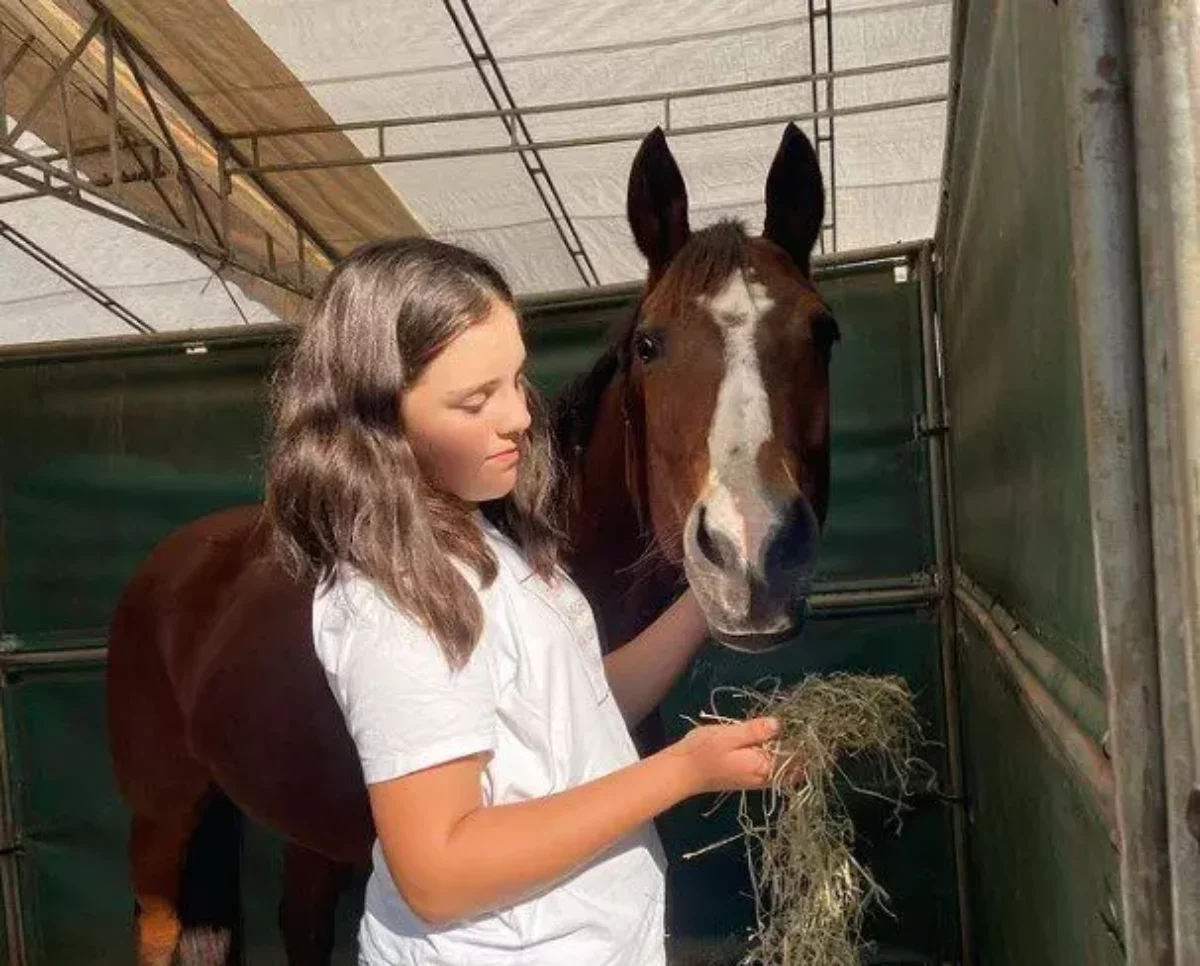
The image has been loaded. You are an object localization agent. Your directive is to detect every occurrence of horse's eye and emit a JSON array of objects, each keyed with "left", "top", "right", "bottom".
[{"left": 634, "top": 331, "right": 665, "bottom": 365}]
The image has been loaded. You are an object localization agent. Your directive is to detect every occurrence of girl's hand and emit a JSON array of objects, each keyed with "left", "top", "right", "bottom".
[{"left": 664, "top": 717, "right": 791, "bottom": 795}]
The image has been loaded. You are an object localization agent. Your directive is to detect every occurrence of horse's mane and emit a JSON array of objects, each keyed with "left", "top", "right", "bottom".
[
  {"left": 550, "top": 312, "right": 636, "bottom": 464},
  {"left": 550, "top": 219, "right": 750, "bottom": 463}
]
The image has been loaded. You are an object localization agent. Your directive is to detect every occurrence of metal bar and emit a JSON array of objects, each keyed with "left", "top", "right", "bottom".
[
  {"left": 0, "top": 220, "right": 152, "bottom": 331},
  {"left": 0, "top": 31, "right": 7, "bottom": 140},
  {"left": 55, "top": 77, "right": 77, "bottom": 196},
  {"left": 0, "top": 579, "right": 938, "bottom": 673},
  {"left": 1126, "top": 1, "right": 1200, "bottom": 960},
  {"left": 933, "top": 0, "right": 969, "bottom": 250},
  {"left": 5, "top": 14, "right": 103, "bottom": 146},
  {"left": 113, "top": 27, "right": 222, "bottom": 249},
  {"left": 86, "top": 0, "right": 340, "bottom": 267},
  {"left": 807, "top": 583, "right": 938, "bottom": 614},
  {"left": 0, "top": 675, "right": 26, "bottom": 966},
  {"left": 955, "top": 578, "right": 1116, "bottom": 832},
  {"left": 0, "top": 647, "right": 106, "bottom": 669},
  {"left": 0, "top": 219, "right": 155, "bottom": 333},
  {"left": 104, "top": 18, "right": 119, "bottom": 201},
  {"left": 1060, "top": 2, "right": 1173, "bottom": 962},
  {"left": 822, "top": 1, "right": 837, "bottom": 252},
  {"left": 442, "top": 0, "right": 598, "bottom": 287},
  {"left": 0, "top": 143, "right": 312, "bottom": 297},
  {"left": 217, "top": 140, "right": 230, "bottom": 250},
  {"left": 231, "top": 94, "right": 948, "bottom": 177},
  {"left": 919, "top": 242, "right": 973, "bottom": 966},
  {"left": 0, "top": 34, "right": 34, "bottom": 84},
  {"left": 225, "top": 54, "right": 950, "bottom": 142},
  {"left": 805, "top": 0, "right": 825, "bottom": 255}
]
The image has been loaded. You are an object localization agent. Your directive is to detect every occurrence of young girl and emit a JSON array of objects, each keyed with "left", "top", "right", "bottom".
[{"left": 266, "top": 238, "right": 782, "bottom": 965}]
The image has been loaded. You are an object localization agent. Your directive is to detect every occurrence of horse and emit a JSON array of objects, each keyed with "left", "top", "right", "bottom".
[{"left": 105, "top": 122, "right": 838, "bottom": 966}]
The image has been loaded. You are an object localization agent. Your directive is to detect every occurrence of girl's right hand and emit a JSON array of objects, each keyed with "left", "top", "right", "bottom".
[{"left": 664, "top": 717, "right": 783, "bottom": 795}]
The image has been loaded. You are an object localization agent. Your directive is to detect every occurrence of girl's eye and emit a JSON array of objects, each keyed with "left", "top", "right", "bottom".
[{"left": 458, "top": 394, "right": 488, "bottom": 414}]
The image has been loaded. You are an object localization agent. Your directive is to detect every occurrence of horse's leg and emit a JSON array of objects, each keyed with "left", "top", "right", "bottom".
[
  {"left": 129, "top": 805, "right": 200, "bottom": 966},
  {"left": 176, "top": 791, "right": 245, "bottom": 966},
  {"left": 279, "top": 842, "right": 354, "bottom": 966}
]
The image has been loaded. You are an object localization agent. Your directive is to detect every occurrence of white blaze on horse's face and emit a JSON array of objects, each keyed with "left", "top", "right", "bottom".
[
  {"left": 702, "top": 272, "right": 775, "bottom": 561},
  {"left": 683, "top": 267, "right": 819, "bottom": 649}
]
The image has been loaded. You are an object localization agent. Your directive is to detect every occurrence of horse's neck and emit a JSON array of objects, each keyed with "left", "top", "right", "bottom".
[{"left": 562, "top": 378, "right": 681, "bottom": 653}]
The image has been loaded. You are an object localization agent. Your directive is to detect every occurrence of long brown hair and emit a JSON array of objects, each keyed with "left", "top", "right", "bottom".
[{"left": 267, "top": 238, "right": 561, "bottom": 668}]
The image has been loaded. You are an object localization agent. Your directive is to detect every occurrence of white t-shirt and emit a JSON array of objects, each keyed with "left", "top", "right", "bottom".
[{"left": 311, "top": 519, "right": 667, "bottom": 966}]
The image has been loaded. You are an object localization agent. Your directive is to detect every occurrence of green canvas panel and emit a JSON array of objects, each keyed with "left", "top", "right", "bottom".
[
  {"left": 956, "top": 619, "right": 1122, "bottom": 966},
  {"left": 0, "top": 266, "right": 931, "bottom": 648},
  {"left": 940, "top": 0, "right": 1102, "bottom": 693}
]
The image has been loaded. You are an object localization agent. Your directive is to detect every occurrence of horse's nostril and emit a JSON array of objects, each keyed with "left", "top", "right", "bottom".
[
  {"left": 764, "top": 502, "right": 817, "bottom": 576},
  {"left": 696, "top": 504, "right": 735, "bottom": 571}
]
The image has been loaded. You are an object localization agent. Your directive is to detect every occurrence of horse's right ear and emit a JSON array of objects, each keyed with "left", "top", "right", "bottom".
[{"left": 627, "top": 127, "right": 690, "bottom": 282}]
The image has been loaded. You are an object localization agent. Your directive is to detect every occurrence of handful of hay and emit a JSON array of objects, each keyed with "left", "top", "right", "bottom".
[{"left": 692, "top": 674, "right": 933, "bottom": 966}]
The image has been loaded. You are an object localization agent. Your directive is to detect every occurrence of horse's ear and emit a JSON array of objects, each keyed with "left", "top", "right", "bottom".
[
  {"left": 627, "top": 127, "right": 690, "bottom": 282},
  {"left": 763, "top": 123, "right": 825, "bottom": 277}
]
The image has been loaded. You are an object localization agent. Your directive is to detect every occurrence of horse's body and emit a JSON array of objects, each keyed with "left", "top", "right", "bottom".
[{"left": 107, "top": 125, "right": 837, "bottom": 965}]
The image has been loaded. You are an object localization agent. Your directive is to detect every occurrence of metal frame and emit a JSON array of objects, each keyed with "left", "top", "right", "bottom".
[
  {"left": 806, "top": 0, "right": 837, "bottom": 254},
  {"left": 933, "top": 0, "right": 968, "bottom": 252},
  {"left": 0, "top": 219, "right": 154, "bottom": 334},
  {"left": 1, "top": 0, "right": 948, "bottom": 305},
  {"left": 441, "top": 0, "right": 599, "bottom": 287},
  {"left": 1059, "top": 4, "right": 1172, "bottom": 964},
  {"left": 0, "top": 4, "right": 336, "bottom": 299},
  {"left": 917, "top": 242, "right": 973, "bottom": 966},
  {"left": 1126, "top": 1, "right": 1200, "bottom": 961},
  {"left": 222, "top": 95, "right": 947, "bottom": 177}
]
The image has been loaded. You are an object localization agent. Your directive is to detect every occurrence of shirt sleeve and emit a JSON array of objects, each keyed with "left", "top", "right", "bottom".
[{"left": 313, "top": 574, "right": 498, "bottom": 785}]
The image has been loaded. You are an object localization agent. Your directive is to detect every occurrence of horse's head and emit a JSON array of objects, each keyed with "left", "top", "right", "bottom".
[{"left": 622, "top": 124, "right": 837, "bottom": 651}]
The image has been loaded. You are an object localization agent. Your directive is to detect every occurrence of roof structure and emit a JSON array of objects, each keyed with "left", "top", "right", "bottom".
[{"left": 0, "top": 0, "right": 950, "bottom": 343}]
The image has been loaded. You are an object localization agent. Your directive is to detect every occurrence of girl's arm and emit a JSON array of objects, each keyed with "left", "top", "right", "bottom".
[
  {"left": 602, "top": 590, "right": 709, "bottom": 727},
  {"left": 369, "top": 716, "right": 777, "bottom": 926}
]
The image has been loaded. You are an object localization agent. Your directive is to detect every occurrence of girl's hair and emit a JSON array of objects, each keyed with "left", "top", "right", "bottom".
[{"left": 267, "top": 237, "right": 561, "bottom": 668}]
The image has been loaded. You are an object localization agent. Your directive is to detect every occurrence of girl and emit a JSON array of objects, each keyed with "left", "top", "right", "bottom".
[{"left": 266, "top": 238, "right": 783, "bottom": 965}]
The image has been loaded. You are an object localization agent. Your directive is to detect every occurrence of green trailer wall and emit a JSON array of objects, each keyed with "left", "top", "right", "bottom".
[{"left": 941, "top": 2, "right": 1124, "bottom": 964}]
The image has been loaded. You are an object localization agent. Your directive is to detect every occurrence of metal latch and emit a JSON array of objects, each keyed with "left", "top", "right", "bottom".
[
  {"left": 912, "top": 413, "right": 949, "bottom": 441},
  {"left": 1187, "top": 786, "right": 1200, "bottom": 845}
]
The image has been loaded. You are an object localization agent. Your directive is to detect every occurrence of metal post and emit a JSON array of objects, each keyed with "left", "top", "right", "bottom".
[
  {"left": 1125, "top": 1, "right": 1200, "bottom": 962},
  {"left": 1059, "top": 2, "right": 1172, "bottom": 963},
  {"left": 918, "top": 243, "right": 973, "bottom": 966},
  {"left": 104, "top": 18, "right": 120, "bottom": 203},
  {"left": 0, "top": 672, "right": 26, "bottom": 966}
]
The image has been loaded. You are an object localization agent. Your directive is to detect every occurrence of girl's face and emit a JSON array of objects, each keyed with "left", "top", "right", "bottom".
[{"left": 401, "top": 299, "right": 532, "bottom": 503}]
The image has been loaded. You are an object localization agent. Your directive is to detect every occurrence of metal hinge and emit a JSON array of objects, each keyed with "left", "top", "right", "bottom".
[{"left": 913, "top": 413, "right": 950, "bottom": 441}]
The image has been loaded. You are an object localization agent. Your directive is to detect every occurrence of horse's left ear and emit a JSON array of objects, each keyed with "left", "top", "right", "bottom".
[{"left": 763, "top": 123, "right": 825, "bottom": 277}]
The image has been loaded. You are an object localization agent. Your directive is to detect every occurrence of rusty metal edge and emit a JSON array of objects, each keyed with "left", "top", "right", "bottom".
[
  {"left": 954, "top": 575, "right": 1117, "bottom": 837},
  {"left": 1059, "top": 2, "right": 1173, "bottom": 962},
  {"left": 1126, "top": 2, "right": 1200, "bottom": 961}
]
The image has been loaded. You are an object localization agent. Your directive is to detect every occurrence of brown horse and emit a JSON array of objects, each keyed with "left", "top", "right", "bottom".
[{"left": 106, "top": 123, "right": 837, "bottom": 966}]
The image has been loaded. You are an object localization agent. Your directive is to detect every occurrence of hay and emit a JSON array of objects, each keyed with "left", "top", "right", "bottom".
[{"left": 691, "top": 674, "right": 934, "bottom": 966}]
